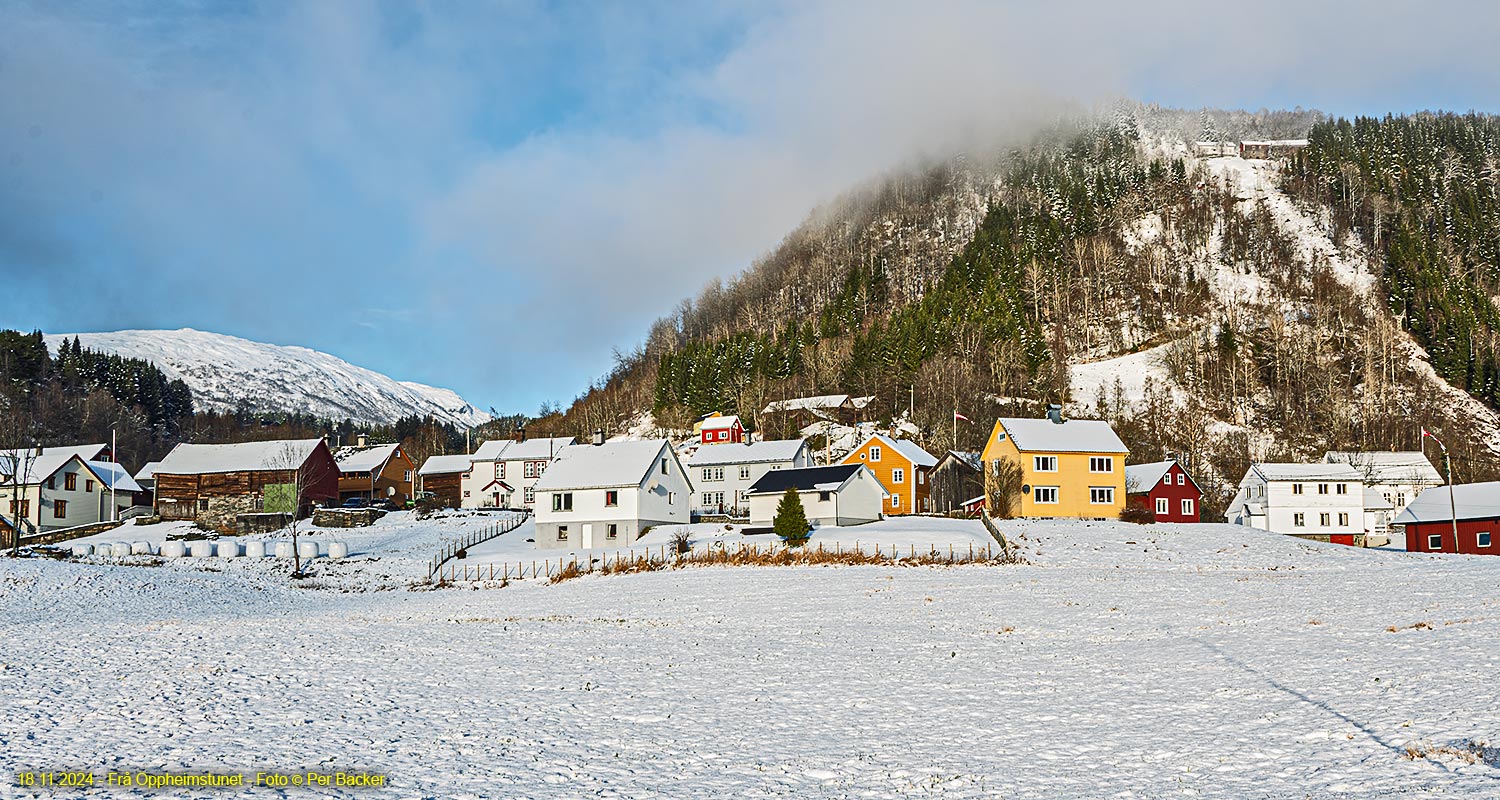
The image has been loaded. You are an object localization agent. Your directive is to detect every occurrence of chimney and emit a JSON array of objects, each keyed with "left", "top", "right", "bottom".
[
  {"left": 356, "top": 433, "right": 369, "bottom": 448},
  {"left": 1046, "top": 404, "right": 1064, "bottom": 425},
  {"left": 592, "top": 428, "right": 605, "bottom": 446},
  {"left": 515, "top": 425, "right": 527, "bottom": 443}
]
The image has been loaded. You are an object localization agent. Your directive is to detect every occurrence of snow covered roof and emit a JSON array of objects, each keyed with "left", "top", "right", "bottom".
[
  {"left": 762, "top": 394, "right": 851, "bottom": 414},
  {"left": 134, "top": 461, "right": 161, "bottom": 482},
  {"left": 0, "top": 451, "right": 89, "bottom": 485},
  {"left": 1125, "top": 461, "right": 1176, "bottom": 492},
  {"left": 1249, "top": 463, "right": 1362, "bottom": 482},
  {"left": 87, "top": 460, "right": 142, "bottom": 493},
  {"left": 1363, "top": 488, "right": 1394, "bottom": 511},
  {"left": 996, "top": 418, "right": 1128, "bottom": 454},
  {"left": 1392, "top": 482, "right": 1500, "bottom": 525},
  {"left": 745, "top": 464, "right": 868, "bottom": 495},
  {"left": 469, "top": 437, "right": 575, "bottom": 463},
  {"left": 156, "top": 439, "right": 325, "bottom": 475},
  {"left": 471, "top": 440, "right": 509, "bottom": 461},
  {"left": 1241, "top": 139, "right": 1309, "bottom": 147},
  {"left": 418, "top": 454, "right": 475, "bottom": 476},
  {"left": 851, "top": 433, "right": 937, "bottom": 468},
  {"left": 335, "top": 443, "right": 400, "bottom": 474},
  {"left": 533, "top": 440, "right": 675, "bottom": 491},
  {"left": 701, "top": 415, "right": 741, "bottom": 431},
  {"left": 687, "top": 439, "right": 807, "bottom": 467},
  {"left": 1322, "top": 451, "right": 1443, "bottom": 485}
]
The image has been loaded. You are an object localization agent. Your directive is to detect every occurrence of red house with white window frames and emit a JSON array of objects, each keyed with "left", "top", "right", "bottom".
[
  {"left": 1393, "top": 482, "right": 1500, "bottom": 556},
  {"left": 1124, "top": 460, "right": 1202, "bottom": 522},
  {"left": 700, "top": 415, "right": 745, "bottom": 445}
]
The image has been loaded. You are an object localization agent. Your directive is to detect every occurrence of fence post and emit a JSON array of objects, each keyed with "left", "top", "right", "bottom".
[
  {"left": 949, "top": 544, "right": 954, "bottom": 562},
  {"left": 969, "top": 543, "right": 974, "bottom": 561}
]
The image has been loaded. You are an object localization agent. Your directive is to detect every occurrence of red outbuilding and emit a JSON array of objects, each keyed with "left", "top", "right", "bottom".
[
  {"left": 1394, "top": 481, "right": 1500, "bottom": 555},
  {"left": 700, "top": 414, "right": 745, "bottom": 445},
  {"left": 1125, "top": 460, "right": 1202, "bottom": 522}
]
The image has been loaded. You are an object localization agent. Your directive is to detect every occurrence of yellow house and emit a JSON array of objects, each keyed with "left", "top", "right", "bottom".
[{"left": 980, "top": 411, "right": 1129, "bottom": 519}]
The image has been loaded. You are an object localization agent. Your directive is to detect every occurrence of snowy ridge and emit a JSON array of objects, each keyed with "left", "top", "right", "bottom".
[{"left": 47, "top": 329, "right": 491, "bottom": 428}]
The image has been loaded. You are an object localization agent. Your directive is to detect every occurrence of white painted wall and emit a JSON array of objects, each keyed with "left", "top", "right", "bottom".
[
  {"left": 1236, "top": 475, "right": 1363, "bottom": 535},
  {"left": 534, "top": 443, "right": 693, "bottom": 549},
  {"left": 747, "top": 468, "right": 885, "bottom": 528},
  {"left": 690, "top": 447, "right": 814, "bottom": 515}
]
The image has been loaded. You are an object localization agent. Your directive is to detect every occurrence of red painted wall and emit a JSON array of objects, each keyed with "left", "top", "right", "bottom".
[
  {"left": 1404, "top": 518, "right": 1500, "bottom": 556},
  {"left": 700, "top": 420, "right": 744, "bottom": 445},
  {"left": 1128, "top": 462, "right": 1202, "bottom": 522}
]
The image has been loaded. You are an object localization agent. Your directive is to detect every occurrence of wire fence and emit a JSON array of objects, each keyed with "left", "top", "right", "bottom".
[
  {"left": 426, "top": 511, "right": 530, "bottom": 579},
  {"left": 432, "top": 537, "right": 1016, "bottom": 584}
]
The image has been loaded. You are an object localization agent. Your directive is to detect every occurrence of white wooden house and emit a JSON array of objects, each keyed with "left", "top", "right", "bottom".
[
  {"left": 686, "top": 438, "right": 814, "bottom": 517},
  {"left": 744, "top": 463, "right": 887, "bottom": 529},
  {"left": 0, "top": 450, "right": 120, "bottom": 533},
  {"left": 533, "top": 439, "right": 693, "bottom": 549},
  {"left": 1227, "top": 463, "right": 1364, "bottom": 538},
  {"left": 462, "top": 435, "right": 575, "bottom": 510},
  {"left": 1321, "top": 451, "right": 1443, "bottom": 517}
]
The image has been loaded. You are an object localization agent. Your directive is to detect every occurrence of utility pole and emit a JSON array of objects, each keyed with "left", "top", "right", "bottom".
[
  {"left": 1422, "top": 427, "right": 1460, "bottom": 552},
  {"left": 110, "top": 425, "right": 117, "bottom": 523}
]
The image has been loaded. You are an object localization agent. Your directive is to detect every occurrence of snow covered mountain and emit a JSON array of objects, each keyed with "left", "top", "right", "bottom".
[{"left": 45, "top": 329, "right": 491, "bottom": 428}]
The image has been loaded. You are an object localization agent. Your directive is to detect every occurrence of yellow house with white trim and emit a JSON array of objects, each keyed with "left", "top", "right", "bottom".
[{"left": 980, "top": 411, "right": 1129, "bottom": 519}]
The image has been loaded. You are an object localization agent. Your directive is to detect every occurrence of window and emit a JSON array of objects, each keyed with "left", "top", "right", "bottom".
[
  {"left": 705, "top": 467, "right": 724, "bottom": 482},
  {"left": 890, "top": 494, "right": 900, "bottom": 508},
  {"left": 1319, "top": 513, "right": 1330, "bottom": 526},
  {"left": 1338, "top": 513, "right": 1349, "bottom": 526},
  {"left": 1317, "top": 483, "right": 1329, "bottom": 495},
  {"left": 524, "top": 461, "right": 538, "bottom": 479},
  {"left": 918, "top": 472, "right": 925, "bottom": 485},
  {"left": 47, "top": 476, "right": 55, "bottom": 490},
  {"left": 605, "top": 490, "right": 618, "bottom": 507},
  {"left": 819, "top": 491, "right": 831, "bottom": 502},
  {"left": 1182, "top": 498, "right": 1194, "bottom": 516},
  {"left": 1293, "top": 513, "right": 1305, "bottom": 527},
  {"left": 1336, "top": 483, "right": 1347, "bottom": 495},
  {"left": 53, "top": 499, "right": 67, "bottom": 518},
  {"left": 668, "top": 491, "right": 675, "bottom": 505},
  {"left": 552, "top": 492, "right": 573, "bottom": 512},
  {"left": 1156, "top": 497, "right": 1169, "bottom": 515},
  {"left": 463, "top": 490, "right": 471, "bottom": 498},
  {"left": 1033, "top": 456, "right": 1058, "bottom": 472},
  {"left": 404, "top": 470, "right": 413, "bottom": 483},
  {"left": 523, "top": 487, "right": 535, "bottom": 505},
  {"left": 1428, "top": 533, "right": 1442, "bottom": 550},
  {"left": 892, "top": 468, "right": 905, "bottom": 484},
  {"left": 1089, "top": 487, "right": 1114, "bottom": 504},
  {"left": 1396, "top": 493, "right": 1406, "bottom": 507},
  {"left": 558, "top": 525, "right": 568, "bottom": 541},
  {"left": 1292, "top": 484, "right": 1304, "bottom": 495},
  {"left": 64, "top": 473, "right": 76, "bottom": 491},
  {"left": 9, "top": 499, "right": 30, "bottom": 517},
  {"left": 1177, "top": 474, "right": 1185, "bottom": 485},
  {"left": 1033, "top": 487, "right": 1058, "bottom": 504},
  {"left": 1479, "top": 532, "right": 1492, "bottom": 548},
  {"left": 1089, "top": 456, "right": 1113, "bottom": 473},
  {"left": 739, "top": 466, "right": 750, "bottom": 480},
  {"left": 869, "top": 446, "right": 881, "bottom": 462},
  {"left": 494, "top": 463, "right": 504, "bottom": 479},
  {"left": 661, "top": 458, "right": 669, "bottom": 475},
  {"left": 606, "top": 524, "right": 617, "bottom": 540},
  {"left": 85, "top": 479, "right": 94, "bottom": 493},
  {"left": 718, "top": 430, "right": 728, "bottom": 440}
]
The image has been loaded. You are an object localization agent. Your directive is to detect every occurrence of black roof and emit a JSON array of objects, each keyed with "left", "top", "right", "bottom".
[{"left": 746, "top": 464, "right": 863, "bottom": 495}]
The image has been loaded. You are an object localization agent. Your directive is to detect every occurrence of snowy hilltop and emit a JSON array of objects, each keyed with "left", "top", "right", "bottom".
[{"left": 45, "top": 329, "right": 491, "bottom": 428}]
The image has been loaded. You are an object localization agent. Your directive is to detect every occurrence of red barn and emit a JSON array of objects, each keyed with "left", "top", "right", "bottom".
[
  {"left": 1125, "top": 460, "right": 1202, "bottom": 522},
  {"left": 1394, "top": 481, "right": 1500, "bottom": 555},
  {"left": 700, "top": 414, "right": 745, "bottom": 445}
]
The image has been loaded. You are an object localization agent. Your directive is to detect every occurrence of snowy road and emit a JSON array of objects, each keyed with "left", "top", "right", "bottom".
[{"left": 3, "top": 520, "right": 1499, "bottom": 798}]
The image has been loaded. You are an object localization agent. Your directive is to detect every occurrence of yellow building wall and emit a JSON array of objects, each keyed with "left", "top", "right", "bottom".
[
  {"left": 840, "top": 438, "right": 925, "bottom": 515},
  {"left": 981, "top": 420, "right": 1126, "bottom": 519}
]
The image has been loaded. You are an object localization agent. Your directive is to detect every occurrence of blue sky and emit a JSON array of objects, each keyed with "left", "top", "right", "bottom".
[{"left": 4, "top": 1, "right": 1499, "bottom": 415}]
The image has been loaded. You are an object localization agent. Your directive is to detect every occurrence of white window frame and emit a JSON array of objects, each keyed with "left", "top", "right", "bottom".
[
  {"left": 1336, "top": 483, "right": 1347, "bottom": 495},
  {"left": 1428, "top": 533, "right": 1442, "bottom": 550},
  {"left": 1156, "top": 497, "right": 1169, "bottom": 515},
  {"left": 1292, "top": 483, "right": 1303, "bottom": 495},
  {"left": 1176, "top": 474, "right": 1185, "bottom": 485},
  {"left": 1181, "top": 498, "right": 1194, "bottom": 516},
  {"left": 869, "top": 446, "right": 881, "bottom": 462},
  {"left": 739, "top": 466, "right": 750, "bottom": 480},
  {"left": 1479, "top": 532, "right": 1492, "bottom": 548},
  {"left": 523, "top": 487, "right": 535, "bottom": 505},
  {"left": 1033, "top": 486, "right": 1058, "bottom": 504},
  {"left": 1293, "top": 512, "right": 1305, "bottom": 527},
  {"left": 890, "top": 493, "right": 900, "bottom": 508},
  {"left": 606, "top": 524, "right": 618, "bottom": 540},
  {"left": 1338, "top": 512, "right": 1349, "bottom": 526},
  {"left": 1033, "top": 456, "right": 1058, "bottom": 473},
  {"left": 1089, "top": 456, "right": 1113, "bottom": 473},
  {"left": 892, "top": 468, "right": 905, "bottom": 484},
  {"left": 557, "top": 525, "right": 568, "bottom": 541},
  {"left": 1318, "top": 483, "right": 1329, "bottom": 495},
  {"left": 1319, "top": 512, "right": 1330, "bottom": 526},
  {"left": 1089, "top": 487, "right": 1114, "bottom": 504}
]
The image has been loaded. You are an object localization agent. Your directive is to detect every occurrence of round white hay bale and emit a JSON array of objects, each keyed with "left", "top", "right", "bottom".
[
  {"left": 216, "top": 541, "right": 240, "bottom": 558},
  {"left": 110, "top": 542, "right": 132, "bottom": 557},
  {"left": 131, "top": 541, "right": 153, "bottom": 555},
  {"left": 274, "top": 541, "right": 295, "bottom": 559},
  {"left": 244, "top": 540, "right": 266, "bottom": 559},
  {"left": 298, "top": 541, "right": 319, "bottom": 560},
  {"left": 160, "top": 541, "right": 186, "bottom": 559},
  {"left": 71, "top": 544, "right": 92, "bottom": 558},
  {"left": 189, "top": 541, "right": 215, "bottom": 558},
  {"left": 92, "top": 543, "right": 114, "bottom": 557},
  {"left": 327, "top": 541, "right": 348, "bottom": 560}
]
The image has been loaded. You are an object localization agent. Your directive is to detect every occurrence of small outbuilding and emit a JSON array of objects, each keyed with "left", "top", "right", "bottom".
[
  {"left": 1124, "top": 460, "right": 1201, "bottom": 522},
  {"left": 744, "top": 463, "right": 887, "bottom": 529},
  {"left": 1392, "top": 482, "right": 1500, "bottom": 555}
]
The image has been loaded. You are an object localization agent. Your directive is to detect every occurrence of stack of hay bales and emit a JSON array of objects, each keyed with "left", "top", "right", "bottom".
[{"left": 160, "top": 541, "right": 186, "bottom": 558}]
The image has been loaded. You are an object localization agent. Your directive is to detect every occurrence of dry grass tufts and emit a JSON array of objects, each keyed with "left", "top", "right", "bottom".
[
  {"left": 1403, "top": 739, "right": 1496, "bottom": 765},
  {"left": 545, "top": 542, "right": 1026, "bottom": 584}
]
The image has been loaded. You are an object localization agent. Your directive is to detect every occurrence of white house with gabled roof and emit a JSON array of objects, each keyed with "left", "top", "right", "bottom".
[
  {"left": 686, "top": 438, "right": 814, "bottom": 517},
  {"left": 533, "top": 438, "right": 693, "bottom": 548},
  {"left": 1, "top": 449, "right": 126, "bottom": 533},
  {"left": 462, "top": 435, "right": 575, "bottom": 510},
  {"left": 1322, "top": 451, "right": 1443, "bottom": 517},
  {"left": 1228, "top": 463, "right": 1364, "bottom": 536}
]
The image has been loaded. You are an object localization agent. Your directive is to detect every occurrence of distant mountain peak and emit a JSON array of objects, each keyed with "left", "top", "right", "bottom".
[{"left": 45, "top": 329, "right": 490, "bottom": 428}]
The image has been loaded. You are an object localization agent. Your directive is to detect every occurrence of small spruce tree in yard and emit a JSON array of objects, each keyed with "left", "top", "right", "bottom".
[{"left": 773, "top": 488, "right": 810, "bottom": 546}]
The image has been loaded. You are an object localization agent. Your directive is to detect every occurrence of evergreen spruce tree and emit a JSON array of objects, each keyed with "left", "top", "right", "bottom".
[{"left": 772, "top": 488, "right": 809, "bottom": 546}]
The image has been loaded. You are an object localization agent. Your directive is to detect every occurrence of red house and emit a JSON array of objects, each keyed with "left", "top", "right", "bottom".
[
  {"left": 700, "top": 414, "right": 744, "bottom": 445},
  {"left": 1394, "top": 481, "right": 1499, "bottom": 555},
  {"left": 1125, "top": 460, "right": 1201, "bottom": 522}
]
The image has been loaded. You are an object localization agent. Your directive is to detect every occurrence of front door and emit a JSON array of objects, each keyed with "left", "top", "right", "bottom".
[{"left": 581, "top": 523, "right": 595, "bottom": 549}]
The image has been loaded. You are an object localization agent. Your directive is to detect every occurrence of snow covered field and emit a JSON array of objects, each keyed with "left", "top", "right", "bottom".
[{"left": 4, "top": 517, "right": 1500, "bottom": 798}]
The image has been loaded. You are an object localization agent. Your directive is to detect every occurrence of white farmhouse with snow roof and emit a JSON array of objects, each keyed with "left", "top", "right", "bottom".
[
  {"left": 1228, "top": 463, "right": 1364, "bottom": 538},
  {"left": 1322, "top": 451, "right": 1443, "bottom": 517},
  {"left": 744, "top": 463, "right": 887, "bottom": 529},
  {"left": 533, "top": 438, "right": 693, "bottom": 549},
  {"left": 686, "top": 438, "right": 814, "bottom": 517},
  {"left": 0, "top": 449, "right": 120, "bottom": 533},
  {"left": 462, "top": 435, "right": 575, "bottom": 510}
]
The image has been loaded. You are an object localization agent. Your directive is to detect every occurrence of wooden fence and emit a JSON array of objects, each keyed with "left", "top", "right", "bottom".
[
  {"left": 432, "top": 538, "right": 1010, "bottom": 584},
  {"left": 426, "top": 511, "right": 530, "bottom": 579}
]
